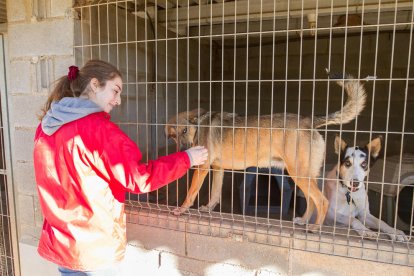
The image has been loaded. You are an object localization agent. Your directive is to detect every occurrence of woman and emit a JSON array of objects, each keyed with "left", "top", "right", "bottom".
[{"left": 33, "top": 60, "right": 208, "bottom": 275}]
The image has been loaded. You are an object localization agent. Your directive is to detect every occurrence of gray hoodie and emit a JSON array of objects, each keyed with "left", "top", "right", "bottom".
[
  {"left": 41, "top": 97, "right": 195, "bottom": 166},
  {"left": 41, "top": 97, "right": 102, "bottom": 136}
]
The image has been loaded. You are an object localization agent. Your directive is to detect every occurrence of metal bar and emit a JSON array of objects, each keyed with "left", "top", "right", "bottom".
[
  {"left": 153, "top": 0, "right": 414, "bottom": 27},
  {"left": 76, "top": 0, "right": 414, "bottom": 267},
  {"left": 0, "top": 34, "right": 19, "bottom": 276}
]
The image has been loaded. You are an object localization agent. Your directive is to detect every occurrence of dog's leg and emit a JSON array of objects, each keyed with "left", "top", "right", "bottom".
[
  {"left": 362, "top": 213, "right": 408, "bottom": 242},
  {"left": 334, "top": 213, "right": 378, "bottom": 239},
  {"left": 292, "top": 177, "right": 328, "bottom": 232},
  {"left": 286, "top": 172, "right": 316, "bottom": 225},
  {"left": 310, "top": 181, "right": 329, "bottom": 230},
  {"left": 173, "top": 167, "right": 209, "bottom": 215},
  {"left": 199, "top": 169, "right": 224, "bottom": 212},
  {"left": 293, "top": 191, "right": 315, "bottom": 225},
  {"left": 293, "top": 191, "right": 315, "bottom": 226},
  {"left": 351, "top": 217, "right": 379, "bottom": 239}
]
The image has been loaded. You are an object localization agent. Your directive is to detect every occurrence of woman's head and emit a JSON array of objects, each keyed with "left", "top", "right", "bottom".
[
  {"left": 88, "top": 74, "right": 123, "bottom": 113},
  {"left": 40, "top": 59, "right": 123, "bottom": 119}
]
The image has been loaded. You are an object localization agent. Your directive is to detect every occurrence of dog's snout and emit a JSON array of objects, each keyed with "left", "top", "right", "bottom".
[{"left": 351, "top": 180, "right": 359, "bottom": 187}]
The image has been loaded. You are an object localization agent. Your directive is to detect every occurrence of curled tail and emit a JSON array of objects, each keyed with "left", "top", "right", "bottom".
[{"left": 314, "top": 77, "right": 367, "bottom": 128}]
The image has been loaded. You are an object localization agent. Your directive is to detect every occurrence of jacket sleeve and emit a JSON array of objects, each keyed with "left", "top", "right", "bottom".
[{"left": 97, "top": 120, "right": 191, "bottom": 194}]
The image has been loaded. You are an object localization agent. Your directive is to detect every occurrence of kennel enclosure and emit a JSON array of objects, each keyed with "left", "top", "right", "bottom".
[{"left": 73, "top": 0, "right": 414, "bottom": 267}]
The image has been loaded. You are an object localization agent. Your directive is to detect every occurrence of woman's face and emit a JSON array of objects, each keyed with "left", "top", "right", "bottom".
[{"left": 90, "top": 76, "right": 123, "bottom": 113}]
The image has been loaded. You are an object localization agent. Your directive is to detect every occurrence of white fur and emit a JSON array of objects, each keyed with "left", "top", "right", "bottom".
[{"left": 324, "top": 163, "right": 408, "bottom": 242}]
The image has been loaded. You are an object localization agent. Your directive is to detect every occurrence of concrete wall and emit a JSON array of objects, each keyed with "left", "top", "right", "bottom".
[
  {"left": 6, "top": 0, "right": 74, "bottom": 244},
  {"left": 5, "top": 1, "right": 413, "bottom": 275}
]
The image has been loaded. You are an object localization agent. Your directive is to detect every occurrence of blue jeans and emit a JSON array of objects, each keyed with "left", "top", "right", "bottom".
[{"left": 58, "top": 265, "right": 121, "bottom": 276}]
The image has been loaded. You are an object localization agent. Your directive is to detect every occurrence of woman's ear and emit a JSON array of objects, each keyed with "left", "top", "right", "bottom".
[{"left": 89, "top": 78, "right": 99, "bottom": 93}]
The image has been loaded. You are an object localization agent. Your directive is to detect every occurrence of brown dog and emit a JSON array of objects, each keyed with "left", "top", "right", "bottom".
[{"left": 166, "top": 78, "right": 366, "bottom": 229}]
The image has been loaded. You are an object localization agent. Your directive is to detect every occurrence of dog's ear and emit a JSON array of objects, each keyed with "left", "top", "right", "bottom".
[
  {"left": 366, "top": 135, "right": 382, "bottom": 159},
  {"left": 334, "top": 135, "right": 347, "bottom": 155},
  {"left": 187, "top": 108, "right": 207, "bottom": 124}
]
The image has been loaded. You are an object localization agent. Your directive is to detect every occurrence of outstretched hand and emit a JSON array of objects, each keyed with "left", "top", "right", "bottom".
[{"left": 186, "top": 146, "right": 208, "bottom": 166}]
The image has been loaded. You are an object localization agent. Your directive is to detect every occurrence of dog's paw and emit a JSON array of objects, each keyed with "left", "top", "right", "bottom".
[
  {"left": 388, "top": 230, "right": 409, "bottom": 242},
  {"left": 199, "top": 205, "right": 211, "bottom": 213},
  {"left": 359, "top": 229, "right": 378, "bottom": 239},
  {"left": 308, "top": 224, "right": 323, "bottom": 233},
  {"left": 172, "top": 206, "right": 189, "bottom": 216},
  {"left": 293, "top": 217, "right": 307, "bottom": 226}
]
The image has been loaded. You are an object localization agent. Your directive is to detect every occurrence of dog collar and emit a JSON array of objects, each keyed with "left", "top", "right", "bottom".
[{"left": 345, "top": 191, "right": 355, "bottom": 205}]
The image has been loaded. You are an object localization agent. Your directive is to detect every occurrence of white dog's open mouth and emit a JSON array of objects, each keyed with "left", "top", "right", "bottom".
[{"left": 348, "top": 180, "right": 360, "bottom": 192}]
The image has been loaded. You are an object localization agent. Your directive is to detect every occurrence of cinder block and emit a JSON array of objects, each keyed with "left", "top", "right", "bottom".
[
  {"left": 20, "top": 231, "right": 41, "bottom": 247},
  {"left": 126, "top": 223, "right": 186, "bottom": 256},
  {"left": 11, "top": 95, "right": 45, "bottom": 127},
  {"left": 291, "top": 249, "right": 414, "bottom": 275},
  {"left": 10, "top": 56, "right": 75, "bottom": 94},
  {"left": 30, "top": 0, "right": 73, "bottom": 20},
  {"left": 50, "top": 0, "right": 73, "bottom": 18},
  {"left": 18, "top": 194, "right": 35, "bottom": 226},
  {"left": 13, "top": 128, "right": 36, "bottom": 162},
  {"left": 257, "top": 269, "right": 284, "bottom": 276},
  {"left": 14, "top": 161, "right": 36, "bottom": 195},
  {"left": 20, "top": 224, "right": 42, "bottom": 244},
  {"left": 7, "top": 0, "right": 27, "bottom": 22},
  {"left": 202, "top": 262, "right": 254, "bottom": 276},
  {"left": 8, "top": 59, "right": 34, "bottom": 93},
  {"left": 53, "top": 55, "right": 76, "bottom": 80},
  {"left": 33, "top": 195, "right": 43, "bottom": 227},
  {"left": 186, "top": 232, "right": 289, "bottom": 274},
  {"left": 160, "top": 251, "right": 256, "bottom": 276},
  {"left": 8, "top": 19, "right": 74, "bottom": 58},
  {"left": 160, "top": 251, "right": 209, "bottom": 275},
  {"left": 121, "top": 244, "right": 161, "bottom": 275},
  {"left": 28, "top": 56, "right": 56, "bottom": 94}
]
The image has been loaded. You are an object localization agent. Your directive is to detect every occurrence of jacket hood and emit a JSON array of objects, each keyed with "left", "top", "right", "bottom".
[{"left": 41, "top": 97, "right": 102, "bottom": 135}]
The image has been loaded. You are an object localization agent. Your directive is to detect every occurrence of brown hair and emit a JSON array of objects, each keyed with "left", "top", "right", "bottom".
[{"left": 39, "top": 59, "right": 122, "bottom": 120}]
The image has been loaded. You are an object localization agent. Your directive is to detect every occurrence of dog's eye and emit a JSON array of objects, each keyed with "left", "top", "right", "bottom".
[
  {"left": 361, "top": 161, "right": 367, "bottom": 168},
  {"left": 345, "top": 160, "right": 352, "bottom": 167},
  {"left": 182, "top": 128, "right": 187, "bottom": 134}
]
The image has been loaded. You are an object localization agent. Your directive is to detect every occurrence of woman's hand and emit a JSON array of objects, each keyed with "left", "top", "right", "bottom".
[{"left": 185, "top": 146, "right": 208, "bottom": 166}]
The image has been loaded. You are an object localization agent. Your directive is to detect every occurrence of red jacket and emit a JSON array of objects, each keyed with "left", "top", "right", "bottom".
[{"left": 33, "top": 112, "right": 190, "bottom": 270}]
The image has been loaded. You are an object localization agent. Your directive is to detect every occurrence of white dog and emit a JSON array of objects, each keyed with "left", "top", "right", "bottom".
[{"left": 324, "top": 135, "right": 408, "bottom": 242}]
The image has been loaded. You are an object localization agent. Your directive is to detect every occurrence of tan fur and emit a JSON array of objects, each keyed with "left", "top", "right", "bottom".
[{"left": 166, "top": 78, "right": 366, "bottom": 229}]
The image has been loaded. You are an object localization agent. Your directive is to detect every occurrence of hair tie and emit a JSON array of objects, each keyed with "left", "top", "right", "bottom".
[{"left": 67, "top": 65, "right": 79, "bottom": 81}]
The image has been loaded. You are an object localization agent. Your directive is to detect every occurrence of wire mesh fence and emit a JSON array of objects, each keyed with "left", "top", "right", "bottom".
[
  {"left": 74, "top": 0, "right": 414, "bottom": 266},
  {"left": 1, "top": 175, "right": 14, "bottom": 276},
  {"left": 0, "top": 31, "right": 15, "bottom": 276}
]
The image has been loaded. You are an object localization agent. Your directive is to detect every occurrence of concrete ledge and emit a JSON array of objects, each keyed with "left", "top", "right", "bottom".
[
  {"left": 18, "top": 205, "right": 413, "bottom": 276},
  {"left": 19, "top": 221, "right": 413, "bottom": 276},
  {"left": 19, "top": 241, "right": 192, "bottom": 276},
  {"left": 126, "top": 203, "right": 414, "bottom": 272},
  {"left": 126, "top": 221, "right": 413, "bottom": 275}
]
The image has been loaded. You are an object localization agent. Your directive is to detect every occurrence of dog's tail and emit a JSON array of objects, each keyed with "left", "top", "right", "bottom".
[{"left": 313, "top": 76, "right": 367, "bottom": 128}]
